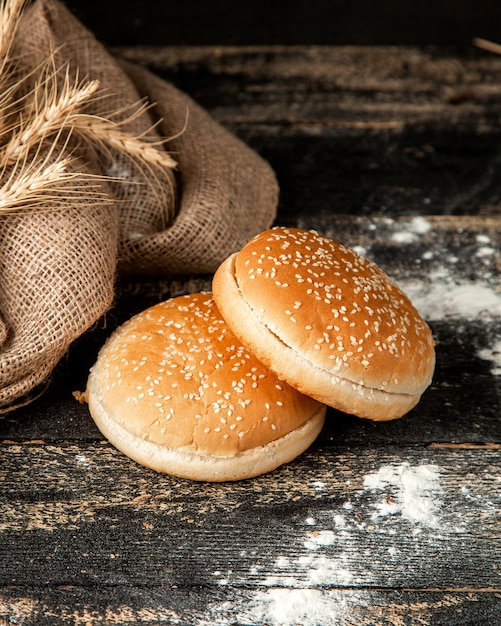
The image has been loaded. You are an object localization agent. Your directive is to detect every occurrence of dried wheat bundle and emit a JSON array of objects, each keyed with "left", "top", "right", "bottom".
[
  {"left": 0, "top": 0, "right": 278, "bottom": 413},
  {"left": 0, "top": 38, "right": 177, "bottom": 216}
]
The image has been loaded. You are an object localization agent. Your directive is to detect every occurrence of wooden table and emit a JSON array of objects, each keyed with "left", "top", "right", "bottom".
[{"left": 1, "top": 45, "right": 500, "bottom": 625}]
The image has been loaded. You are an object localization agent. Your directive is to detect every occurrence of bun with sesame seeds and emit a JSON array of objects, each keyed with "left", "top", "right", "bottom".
[
  {"left": 212, "top": 227, "right": 435, "bottom": 421},
  {"left": 86, "top": 292, "right": 326, "bottom": 481}
]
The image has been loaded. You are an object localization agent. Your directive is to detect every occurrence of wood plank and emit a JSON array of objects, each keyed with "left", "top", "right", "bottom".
[
  {"left": 116, "top": 45, "right": 501, "bottom": 218},
  {"left": 1, "top": 444, "right": 499, "bottom": 589},
  {"left": 1, "top": 587, "right": 500, "bottom": 625},
  {"left": 117, "top": 45, "right": 501, "bottom": 134},
  {"left": 118, "top": 43, "right": 501, "bottom": 100}
]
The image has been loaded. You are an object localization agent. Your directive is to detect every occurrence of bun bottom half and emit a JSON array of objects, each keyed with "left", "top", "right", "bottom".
[
  {"left": 88, "top": 388, "right": 326, "bottom": 482},
  {"left": 213, "top": 254, "right": 422, "bottom": 421}
]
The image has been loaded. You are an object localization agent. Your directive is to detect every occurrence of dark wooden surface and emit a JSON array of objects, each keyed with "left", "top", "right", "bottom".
[{"left": 1, "top": 45, "right": 501, "bottom": 625}]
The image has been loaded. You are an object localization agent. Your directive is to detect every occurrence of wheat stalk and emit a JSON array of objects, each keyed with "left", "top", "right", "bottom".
[
  {"left": 0, "top": 157, "right": 79, "bottom": 212},
  {"left": 0, "top": 0, "right": 29, "bottom": 137},
  {"left": 0, "top": 75, "right": 24, "bottom": 135},
  {"left": 0, "top": 0, "right": 26, "bottom": 62},
  {"left": 3, "top": 71, "right": 101, "bottom": 162},
  {"left": 63, "top": 96, "right": 178, "bottom": 213},
  {"left": 71, "top": 112, "right": 178, "bottom": 170},
  {"left": 1, "top": 59, "right": 177, "bottom": 170},
  {"left": 0, "top": 151, "right": 109, "bottom": 214},
  {"left": 473, "top": 37, "right": 501, "bottom": 56}
]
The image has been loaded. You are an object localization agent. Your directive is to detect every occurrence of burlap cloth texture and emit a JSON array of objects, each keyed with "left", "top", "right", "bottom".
[{"left": 0, "top": 0, "right": 278, "bottom": 412}]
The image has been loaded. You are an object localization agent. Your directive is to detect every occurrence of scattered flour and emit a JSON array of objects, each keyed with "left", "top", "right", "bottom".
[
  {"left": 198, "top": 455, "right": 498, "bottom": 626},
  {"left": 262, "top": 553, "right": 353, "bottom": 588},
  {"left": 363, "top": 463, "right": 442, "bottom": 528},
  {"left": 312, "top": 481, "right": 327, "bottom": 491},
  {"left": 352, "top": 244, "right": 368, "bottom": 257},
  {"left": 261, "top": 589, "right": 344, "bottom": 626},
  {"left": 303, "top": 529, "right": 336, "bottom": 550},
  {"left": 460, "top": 485, "right": 500, "bottom": 517},
  {"left": 476, "top": 246, "right": 495, "bottom": 258},
  {"left": 476, "top": 234, "right": 492, "bottom": 244},
  {"left": 477, "top": 340, "right": 501, "bottom": 375},
  {"left": 392, "top": 231, "right": 418, "bottom": 244},
  {"left": 391, "top": 216, "right": 432, "bottom": 244},
  {"left": 205, "top": 589, "right": 352, "bottom": 626},
  {"left": 74, "top": 455, "right": 91, "bottom": 467},
  {"left": 202, "top": 462, "right": 464, "bottom": 625},
  {"left": 398, "top": 278, "right": 501, "bottom": 320},
  {"left": 352, "top": 216, "right": 501, "bottom": 322},
  {"left": 332, "top": 513, "right": 347, "bottom": 528},
  {"left": 410, "top": 216, "right": 433, "bottom": 234}
]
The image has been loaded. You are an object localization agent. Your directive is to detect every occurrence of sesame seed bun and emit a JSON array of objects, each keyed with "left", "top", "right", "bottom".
[
  {"left": 212, "top": 227, "right": 435, "bottom": 421},
  {"left": 86, "top": 292, "right": 326, "bottom": 481}
]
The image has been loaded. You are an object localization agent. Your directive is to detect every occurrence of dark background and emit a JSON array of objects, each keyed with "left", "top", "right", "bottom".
[{"left": 66, "top": 0, "right": 501, "bottom": 47}]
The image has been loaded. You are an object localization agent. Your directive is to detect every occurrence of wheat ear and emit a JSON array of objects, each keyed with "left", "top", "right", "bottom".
[
  {"left": 0, "top": 39, "right": 178, "bottom": 215},
  {"left": 0, "top": 0, "right": 26, "bottom": 62},
  {"left": 71, "top": 112, "right": 178, "bottom": 170},
  {"left": 3, "top": 67, "right": 101, "bottom": 163},
  {"left": 0, "top": 0, "right": 29, "bottom": 134},
  {"left": 0, "top": 157, "right": 109, "bottom": 214},
  {"left": 0, "top": 130, "right": 110, "bottom": 214},
  {"left": 0, "top": 156, "right": 80, "bottom": 213},
  {"left": 2, "top": 59, "right": 178, "bottom": 171}
]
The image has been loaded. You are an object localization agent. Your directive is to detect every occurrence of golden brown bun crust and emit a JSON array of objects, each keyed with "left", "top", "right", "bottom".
[
  {"left": 212, "top": 227, "right": 435, "bottom": 421},
  {"left": 86, "top": 292, "right": 325, "bottom": 481}
]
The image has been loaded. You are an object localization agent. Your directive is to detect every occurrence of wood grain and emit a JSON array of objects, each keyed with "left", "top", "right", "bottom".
[
  {"left": 1, "top": 587, "right": 500, "bottom": 625},
  {"left": 1, "top": 44, "right": 500, "bottom": 625},
  {"left": 118, "top": 45, "right": 501, "bottom": 219},
  {"left": 1, "top": 445, "right": 499, "bottom": 589}
]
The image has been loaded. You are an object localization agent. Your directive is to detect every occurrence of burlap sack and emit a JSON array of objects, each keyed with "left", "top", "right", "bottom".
[
  {"left": 118, "top": 60, "right": 279, "bottom": 276},
  {"left": 0, "top": 0, "right": 278, "bottom": 412},
  {"left": 0, "top": 173, "right": 119, "bottom": 410}
]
